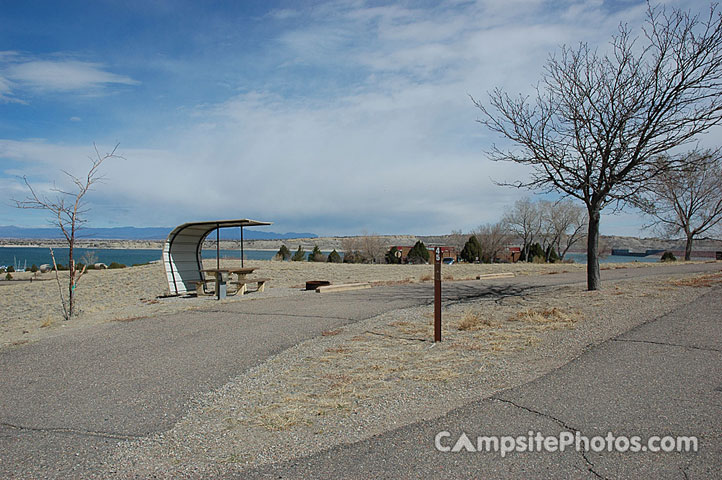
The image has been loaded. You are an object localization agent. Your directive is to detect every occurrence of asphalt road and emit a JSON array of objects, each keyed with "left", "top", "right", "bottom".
[
  {"left": 0, "top": 262, "right": 719, "bottom": 478},
  {"left": 241, "top": 283, "right": 722, "bottom": 479}
]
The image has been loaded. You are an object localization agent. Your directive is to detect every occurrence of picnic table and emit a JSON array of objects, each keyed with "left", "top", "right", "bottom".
[{"left": 200, "top": 268, "right": 268, "bottom": 299}]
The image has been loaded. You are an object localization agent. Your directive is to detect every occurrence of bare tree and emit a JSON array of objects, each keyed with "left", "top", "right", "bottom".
[
  {"left": 474, "top": 221, "right": 512, "bottom": 263},
  {"left": 475, "top": 4, "right": 722, "bottom": 289},
  {"left": 359, "top": 232, "right": 387, "bottom": 264},
  {"left": 539, "top": 199, "right": 587, "bottom": 261},
  {"left": 447, "top": 229, "right": 467, "bottom": 252},
  {"left": 635, "top": 150, "right": 722, "bottom": 260},
  {"left": 502, "top": 197, "right": 542, "bottom": 261},
  {"left": 14, "top": 144, "right": 120, "bottom": 319}
]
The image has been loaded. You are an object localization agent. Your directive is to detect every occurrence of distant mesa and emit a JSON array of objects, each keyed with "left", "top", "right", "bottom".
[{"left": 0, "top": 225, "right": 317, "bottom": 241}]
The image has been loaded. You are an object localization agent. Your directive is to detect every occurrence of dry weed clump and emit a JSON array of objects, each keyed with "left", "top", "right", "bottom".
[
  {"left": 419, "top": 273, "right": 432, "bottom": 282},
  {"left": 457, "top": 310, "right": 493, "bottom": 331},
  {"left": 670, "top": 272, "right": 722, "bottom": 287},
  {"left": 508, "top": 307, "right": 579, "bottom": 328}
]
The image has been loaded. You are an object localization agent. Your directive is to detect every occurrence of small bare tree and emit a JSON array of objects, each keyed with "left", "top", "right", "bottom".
[
  {"left": 341, "top": 231, "right": 387, "bottom": 264},
  {"left": 540, "top": 199, "right": 587, "bottom": 261},
  {"left": 503, "top": 197, "right": 542, "bottom": 261},
  {"left": 475, "top": 4, "right": 722, "bottom": 289},
  {"left": 635, "top": 150, "right": 722, "bottom": 260},
  {"left": 474, "top": 222, "right": 512, "bottom": 263},
  {"left": 447, "top": 229, "right": 467, "bottom": 252},
  {"left": 14, "top": 144, "right": 119, "bottom": 319}
]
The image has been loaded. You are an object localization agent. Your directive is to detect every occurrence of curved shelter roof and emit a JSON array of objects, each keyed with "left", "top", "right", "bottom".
[{"left": 162, "top": 219, "right": 272, "bottom": 295}]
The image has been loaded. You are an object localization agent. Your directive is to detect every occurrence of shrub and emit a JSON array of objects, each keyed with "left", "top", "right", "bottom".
[
  {"left": 327, "top": 249, "right": 342, "bottom": 263},
  {"left": 661, "top": 251, "right": 677, "bottom": 262},
  {"left": 385, "top": 246, "right": 402, "bottom": 264},
  {"left": 30, "top": 264, "right": 39, "bottom": 273},
  {"left": 407, "top": 241, "right": 430, "bottom": 264},
  {"left": 5, "top": 273, "right": 11, "bottom": 281},
  {"left": 527, "top": 242, "right": 545, "bottom": 262},
  {"left": 75, "top": 263, "right": 85, "bottom": 271},
  {"left": 54, "top": 263, "right": 69, "bottom": 271},
  {"left": 291, "top": 246, "right": 306, "bottom": 262},
  {"left": 308, "top": 245, "right": 326, "bottom": 262},
  {"left": 7, "top": 265, "right": 15, "bottom": 273},
  {"left": 460, "top": 236, "right": 482, "bottom": 263},
  {"left": 108, "top": 262, "right": 127, "bottom": 269},
  {"left": 276, "top": 245, "right": 291, "bottom": 261},
  {"left": 0, "top": 267, "right": 5, "bottom": 273}
]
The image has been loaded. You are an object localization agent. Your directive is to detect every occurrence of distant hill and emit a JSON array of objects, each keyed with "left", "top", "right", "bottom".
[{"left": 0, "top": 225, "right": 317, "bottom": 241}]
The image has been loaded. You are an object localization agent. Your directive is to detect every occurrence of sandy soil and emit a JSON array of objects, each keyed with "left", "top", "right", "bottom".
[{"left": 0, "top": 258, "right": 711, "bottom": 350}]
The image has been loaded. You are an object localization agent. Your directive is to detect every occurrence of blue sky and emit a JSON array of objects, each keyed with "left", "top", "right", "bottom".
[{"left": 1, "top": 0, "right": 718, "bottom": 236}]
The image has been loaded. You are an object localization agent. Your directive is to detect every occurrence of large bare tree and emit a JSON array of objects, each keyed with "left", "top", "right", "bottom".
[
  {"left": 635, "top": 149, "right": 722, "bottom": 260},
  {"left": 475, "top": 4, "right": 722, "bottom": 289},
  {"left": 15, "top": 144, "right": 119, "bottom": 319}
]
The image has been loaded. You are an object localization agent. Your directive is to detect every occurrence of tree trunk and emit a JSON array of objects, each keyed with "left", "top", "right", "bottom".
[
  {"left": 68, "top": 241, "right": 75, "bottom": 319},
  {"left": 586, "top": 208, "right": 601, "bottom": 291},
  {"left": 684, "top": 234, "right": 693, "bottom": 261}
]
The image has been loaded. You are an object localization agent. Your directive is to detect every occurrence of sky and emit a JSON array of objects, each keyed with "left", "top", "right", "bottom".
[{"left": 0, "top": 0, "right": 718, "bottom": 237}]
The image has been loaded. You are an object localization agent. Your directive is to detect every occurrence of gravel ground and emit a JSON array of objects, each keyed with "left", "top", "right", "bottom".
[{"left": 105, "top": 270, "right": 722, "bottom": 478}]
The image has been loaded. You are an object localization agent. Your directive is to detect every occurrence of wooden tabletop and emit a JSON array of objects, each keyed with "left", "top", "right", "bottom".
[{"left": 202, "top": 268, "right": 255, "bottom": 275}]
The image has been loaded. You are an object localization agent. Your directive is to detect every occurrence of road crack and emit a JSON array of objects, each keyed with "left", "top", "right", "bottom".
[
  {"left": 490, "top": 397, "right": 609, "bottom": 479},
  {"left": 612, "top": 338, "right": 721, "bottom": 353},
  {"left": 0, "top": 421, "right": 145, "bottom": 441}
]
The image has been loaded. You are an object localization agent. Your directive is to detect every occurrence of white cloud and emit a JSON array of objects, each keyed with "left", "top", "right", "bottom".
[
  {"left": 4, "top": 1, "right": 714, "bottom": 235},
  {"left": 6, "top": 59, "right": 138, "bottom": 93}
]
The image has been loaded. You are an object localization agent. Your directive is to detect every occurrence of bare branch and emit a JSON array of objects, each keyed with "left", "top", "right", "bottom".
[
  {"left": 12, "top": 144, "right": 120, "bottom": 318},
  {"left": 475, "top": 3, "right": 722, "bottom": 289}
]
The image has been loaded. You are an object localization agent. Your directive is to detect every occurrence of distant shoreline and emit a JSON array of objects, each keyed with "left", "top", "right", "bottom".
[{"left": 1, "top": 234, "right": 721, "bottom": 254}]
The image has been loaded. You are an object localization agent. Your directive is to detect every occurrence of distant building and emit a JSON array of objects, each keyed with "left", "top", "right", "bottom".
[{"left": 496, "top": 246, "right": 522, "bottom": 263}]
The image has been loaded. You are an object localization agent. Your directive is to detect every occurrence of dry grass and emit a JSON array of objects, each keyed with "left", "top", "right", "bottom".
[
  {"left": 669, "top": 271, "right": 722, "bottom": 287},
  {"left": 224, "top": 300, "right": 585, "bottom": 433},
  {"left": 508, "top": 307, "right": 579, "bottom": 328},
  {"left": 457, "top": 310, "right": 493, "bottom": 331}
]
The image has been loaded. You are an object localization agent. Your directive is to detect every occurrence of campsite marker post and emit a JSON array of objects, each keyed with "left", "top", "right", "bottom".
[{"left": 434, "top": 247, "right": 441, "bottom": 342}]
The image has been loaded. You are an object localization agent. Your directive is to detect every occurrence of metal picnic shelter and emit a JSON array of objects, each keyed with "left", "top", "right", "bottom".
[{"left": 162, "top": 219, "right": 272, "bottom": 295}]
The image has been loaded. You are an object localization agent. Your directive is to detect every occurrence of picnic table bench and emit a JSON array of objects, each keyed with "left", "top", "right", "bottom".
[{"left": 197, "top": 268, "right": 268, "bottom": 298}]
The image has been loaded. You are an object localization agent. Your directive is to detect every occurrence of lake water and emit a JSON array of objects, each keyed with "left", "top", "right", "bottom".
[
  {"left": 1, "top": 246, "right": 670, "bottom": 270},
  {"left": 564, "top": 252, "right": 661, "bottom": 264},
  {"left": 0, "top": 246, "right": 279, "bottom": 269}
]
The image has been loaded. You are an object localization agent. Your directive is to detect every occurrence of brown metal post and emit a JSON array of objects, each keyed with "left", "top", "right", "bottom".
[
  {"left": 216, "top": 224, "right": 220, "bottom": 270},
  {"left": 434, "top": 247, "right": 441, "bottom": 342},
  {"left": 240, "top": 226, "right": 244, "bottom": 268}
]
